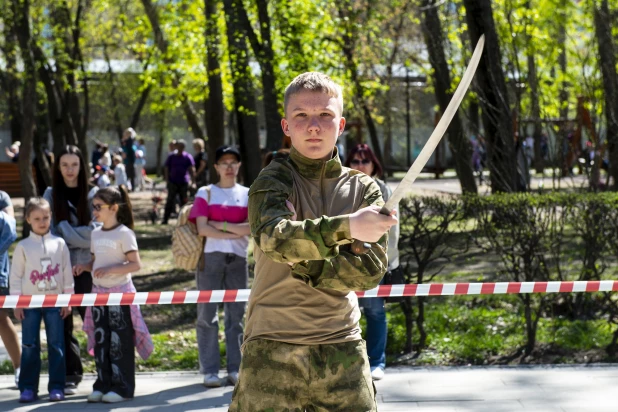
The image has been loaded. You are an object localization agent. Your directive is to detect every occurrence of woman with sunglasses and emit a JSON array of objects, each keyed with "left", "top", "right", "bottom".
[
  {"left": 344, "top": 143, "right": 401, "bottom": 381},
  {"left": 43, "top": 145, "right": 98, "bottom": 395}
]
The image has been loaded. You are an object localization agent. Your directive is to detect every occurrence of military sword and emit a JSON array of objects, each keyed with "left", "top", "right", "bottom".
[{"left": 352, "top": 34, "right": 485, "bottom": 254}]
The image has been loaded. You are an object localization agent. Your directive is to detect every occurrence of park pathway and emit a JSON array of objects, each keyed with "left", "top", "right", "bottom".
[{"left": 0, "top": 364, "right": 617, "bottom": 411}]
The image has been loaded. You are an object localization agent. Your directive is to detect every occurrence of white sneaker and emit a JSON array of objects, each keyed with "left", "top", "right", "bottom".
[
  {"left": 227, "top": 371, "right": 239, "bottom": 386},
  {"left": 102, "top": 391, "right": 129, "bottom": 403},
  {"left": 203, "top": 373, "right": 221, "bottom": 388},
  {"left": 87, "top": 390, "right": 104, "bottom": 403},
  {"left": 371, "top": 367, "right": 385, "bottom": 381},
  {"left": 14, "top": 367, "right": 19, "bottom": 387},
  {"left": 64, "top": 382, "right": 78, "bottom": 395}
]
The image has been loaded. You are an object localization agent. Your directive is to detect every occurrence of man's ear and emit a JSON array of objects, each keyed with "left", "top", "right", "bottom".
[
  {"left": 281, "top": 118, "right": 290, "bottom": 136},
  {"left": 338, "top": 117, "right": 346, "bottom": 136}
]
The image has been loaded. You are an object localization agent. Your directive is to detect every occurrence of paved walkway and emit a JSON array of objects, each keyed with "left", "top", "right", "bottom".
[{"left": 0, "top": 365, "right": 617, "bottom": 411}]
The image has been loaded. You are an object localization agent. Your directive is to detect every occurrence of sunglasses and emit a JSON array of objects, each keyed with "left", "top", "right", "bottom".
[
  {"left": 217, "top": 162, "right": 240, "bottom": 169},
  {"left": 350, "top": 159, "right": 371, "bottom": 165},
  {"left": 92, "top": 203, "right": 112, "bottom": 211}
]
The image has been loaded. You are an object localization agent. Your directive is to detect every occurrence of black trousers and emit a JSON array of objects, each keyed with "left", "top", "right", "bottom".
[
  {"left": 92, "top": 305, "right": 135, "bottom": 398},
  {"left": 64, "top": 271, "right": 92, "bottom": 385},
  {"left": 163, "top": 182, "right": 189, "bottom": 222}
]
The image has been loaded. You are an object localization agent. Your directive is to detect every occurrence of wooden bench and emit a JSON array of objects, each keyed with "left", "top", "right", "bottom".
[{"left": 0, "top": 162, "right": 36, "bottom": 197}]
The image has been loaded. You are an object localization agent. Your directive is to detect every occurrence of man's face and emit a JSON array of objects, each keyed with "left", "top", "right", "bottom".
[{"left": 281, "top": 90, "right": 345, "bottom": 160}]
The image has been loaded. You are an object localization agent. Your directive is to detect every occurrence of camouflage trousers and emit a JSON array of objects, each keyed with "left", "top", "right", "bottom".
[{"left": 228, "top": 339, "right": 377, "bottom": 412}]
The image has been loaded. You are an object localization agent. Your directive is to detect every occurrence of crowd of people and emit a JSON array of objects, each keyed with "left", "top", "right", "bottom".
[
  {"left": 90, "top": 128, "right": 152, "bottom": 192},
  {"left": 0, "top": 72, "right": 399, "bottom": 411}
]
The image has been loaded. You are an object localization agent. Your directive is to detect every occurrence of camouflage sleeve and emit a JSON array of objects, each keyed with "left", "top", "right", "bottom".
[
  {"left": 291, "top": 177, "right": 389, "bottom": 292},
  {"left": 249, "top": 167, "right": 353, "bottom": 263}
]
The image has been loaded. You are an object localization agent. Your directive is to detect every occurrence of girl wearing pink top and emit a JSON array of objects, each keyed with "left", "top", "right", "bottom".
[{"left": 189, "top": 145, "right": 250, "bottom": 388}]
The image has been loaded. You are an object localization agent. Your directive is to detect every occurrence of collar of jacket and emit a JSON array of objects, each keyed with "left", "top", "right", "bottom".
[
  {"left": 28, "top": 231, "right": 52, "bottom": 241},
  {"left": 289, "top": 146, "right": 342, "bottom": 180}
]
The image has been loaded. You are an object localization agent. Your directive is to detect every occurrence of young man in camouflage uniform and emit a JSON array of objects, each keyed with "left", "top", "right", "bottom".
[{"left": 229, "top": 72, "right": 397, "bottom": 412}]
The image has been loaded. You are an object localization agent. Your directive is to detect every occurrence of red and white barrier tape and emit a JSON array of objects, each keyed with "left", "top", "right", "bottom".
[{"left": 2, "top": 280, "right": 618, "bottom": 309}]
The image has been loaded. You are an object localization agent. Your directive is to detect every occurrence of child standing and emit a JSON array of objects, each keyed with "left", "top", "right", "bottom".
[
  {"left": 10, "top": 198, "right": 74, "bottom": 403},
  {"left": 112, "top": 155, "right": 128, "bottom": 188},
  {"left": 74, "top": 185, "right": 152, "bottom": 403}
]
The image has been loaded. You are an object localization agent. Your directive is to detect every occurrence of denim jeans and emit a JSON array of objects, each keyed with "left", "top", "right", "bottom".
[
  {"left": 196, "top": 252, "right": 248, "bottom": 374},
  {"left": 360, "top": 296, "right": 387, "bottom": 370},
  {"left": 19, "top": 307, "right": 66, "bottom": 394}
]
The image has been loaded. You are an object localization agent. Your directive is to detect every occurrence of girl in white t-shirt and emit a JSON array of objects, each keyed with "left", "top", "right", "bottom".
[{"left": 73, "top": 185, "right": 152, "bottom": 404}]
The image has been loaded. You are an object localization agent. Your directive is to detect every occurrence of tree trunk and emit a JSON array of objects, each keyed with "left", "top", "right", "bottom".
[
  {"left": 141, "top": 0, "right": 206, "bottom": 141},
  {"left": 463, "top": 0, "right": 517, "bottom": 193},
  {"left": 234, "top": 0, "right": 283, "bottom": 152},
  {"left": 130, "top": 85, "right": 152, "bottom": 130},
  {"left": 421, "top": 0, "right": 477, "bottom": 194},
  {"left": 255, "top": 0, "right": 283, "bottom": 151},
  {"left": 31, "top": 44, "right": 66, "bottom": 155},
  {"left": 593, "top": 0, "right": 618, "bottom": 189},
  {"left": 155, "top": 109, "right": 166, "bottom": 177},
  {"left": 1, "top": 15, "right": 22, "bottom": 143},
  {"left": 223, "top": 0, "right": 262, "bottom": 185},
  {"left": 338, "top": 1, "right": 383, "bottom": 165},
  {"left": 401, "top": 297, "right": 415, "bottom": 354},
  {"left": 51, "top": 1, "right": 88, "bottom": 154},
  {"left": 524, "top": 1, "right": 543, "bottom": 174},
  {"left": 13, "top": 0, "right": 38, "bottom": 236},
  {"left": 528, "top": 51, "right": 543, "bottom": 174},
  {"left": 103, "top": 44, "right": 124, "bottom": 141},
  {"left": 204, "top": 0, "right": 225, "bottom": 183},
  {"left": 34, "top": 92, "right": 52, "bottom": 191}
]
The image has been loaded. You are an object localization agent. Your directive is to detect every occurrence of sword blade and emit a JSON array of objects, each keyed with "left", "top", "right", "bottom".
[{"left": 381, "top": 34, "right": 485, "bottom": 214}]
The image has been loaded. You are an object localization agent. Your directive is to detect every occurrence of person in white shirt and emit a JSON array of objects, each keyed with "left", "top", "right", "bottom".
[
  {"left": 112, "top": 155, "right": 128, "bottom": 188},
  {"left": 10, "top": 197, "right": 73, "bottom": 403}
]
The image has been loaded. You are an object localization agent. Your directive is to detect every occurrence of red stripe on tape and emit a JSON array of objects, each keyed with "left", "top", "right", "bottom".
[
  {"left": 19, "top": 295, "right": 32, "bottom": 308},
  {"left": 481, "top": 283, "right": 495, "bottom": 295},
  {"left": 429, "top": 284, "right": 443, "bottom": 296},
  {"left": 533, "top": 282, "right": 548, "bottom": 294},
  {"left": 223, "top": 290, "right": 238, "bottom": 302},
  {"left": 42, "top": 295, "right": 58, "bottom": 308},
  {"left": 377, "top": 285, "right": 392, "bottom": 298},
  {"left": 507, "top": 283, "right": 521, "bottom": 294},
  {"left": 121, "top": 293, "right": 135, "bottom": 306},
  {"left": 559, "top": 282, "right": 574, "bottom": 293},
  {"left": 404, "top": 284, "right": 417, "bottom": 297},
  {"left": 454, "top": 283, "right": 468, "bottom": 295},
  {"left": 69, "top": 294, "right": 84, "bottom": 307},
  {"left": 586, "top": 281, "right": 600, "bottom": 292},
  {"left": 146, "top": 292, "right": 161, "bottom": 305},
  {"left": 94, "top": 293, "right": 109, "bottom": 307},
  {"left": 171, "top": 291, "right": 186, "bottom": 305},
  {"left": 198, "top": 290, "right": 212, "bottom": 304}
]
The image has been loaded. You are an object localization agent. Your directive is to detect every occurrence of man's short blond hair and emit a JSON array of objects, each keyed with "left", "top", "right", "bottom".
[{"left": 284, "top": 72, "right": 344, "bottom": 116}]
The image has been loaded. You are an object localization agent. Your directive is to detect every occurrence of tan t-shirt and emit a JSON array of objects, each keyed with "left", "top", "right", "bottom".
[{"left": 91, "top": 224, "right": 138, "bottom": 288}]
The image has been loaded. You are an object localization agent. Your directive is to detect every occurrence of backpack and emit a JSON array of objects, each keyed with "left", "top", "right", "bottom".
[{"left": 171, "top": 186, "right": 210, "bottom": 271}]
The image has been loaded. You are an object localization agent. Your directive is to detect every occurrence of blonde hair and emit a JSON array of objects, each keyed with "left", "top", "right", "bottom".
[
  {"left": 283, "top": 72, "right": 344, "bottom": 116},
  {"left": 192, "top": 138, "right": 205, "bottom": 150},
  {"left": 25, "top": 197, "right": 51, "bottom": 219},
  {"left": 113, "top": 155, "right": 123, "bottom": 163}
]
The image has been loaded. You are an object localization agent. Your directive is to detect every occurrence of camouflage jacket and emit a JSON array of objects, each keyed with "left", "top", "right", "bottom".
[{"left": 249, "top": 146, "right": 389, "bottom": 292}]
